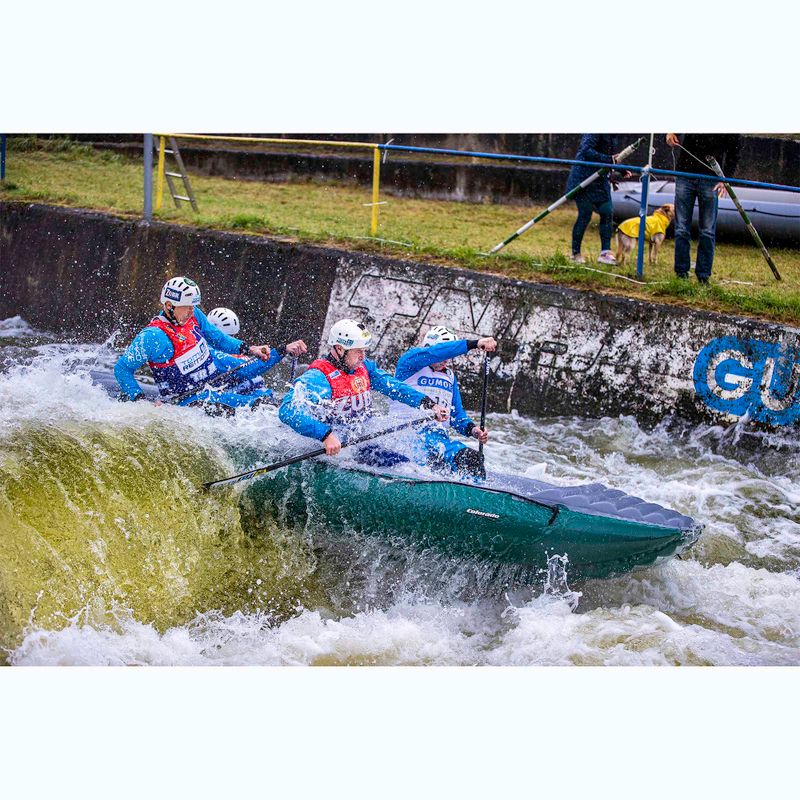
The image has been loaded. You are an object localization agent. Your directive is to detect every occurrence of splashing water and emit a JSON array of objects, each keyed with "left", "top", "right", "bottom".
[
  {"left": 1, "top": 318, "right": 798, "bottom": 665},
  {"left": 543, "top": 554, "right": 582, "bottom": 611}
]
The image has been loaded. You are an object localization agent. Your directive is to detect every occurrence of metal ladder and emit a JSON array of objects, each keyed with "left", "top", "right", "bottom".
[{"left": 154, "top": 136, "right": 198, "bottom": 212}]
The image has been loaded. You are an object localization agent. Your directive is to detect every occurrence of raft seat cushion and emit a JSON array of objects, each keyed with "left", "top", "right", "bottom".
[{"left": 523, "top": 482, "right": 695, "bottom": 530}]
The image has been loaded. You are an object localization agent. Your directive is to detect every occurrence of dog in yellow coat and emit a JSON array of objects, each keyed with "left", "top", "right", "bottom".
[{"left": 614, "top": 203, "right": 675, "bottom": 266}]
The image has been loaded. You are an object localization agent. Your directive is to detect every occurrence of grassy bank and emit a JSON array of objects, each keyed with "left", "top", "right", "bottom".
[{"left": 2, "top": 137, "right": 799, "bottom": 325}]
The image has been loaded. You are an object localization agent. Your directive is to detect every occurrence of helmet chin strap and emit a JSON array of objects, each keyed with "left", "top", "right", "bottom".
[
  {"left": 164, "top": 304, "right": 179, "bottom": 325},
  {"left": 329, "top": 346, "right": 346, "bottom": 370}
]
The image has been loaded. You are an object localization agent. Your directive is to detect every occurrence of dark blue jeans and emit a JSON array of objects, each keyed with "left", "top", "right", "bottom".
[
  {"left": 674, "top": 177, "right": 719, "bottom": 279},
  {"left": 572, "top": 195, "right": 613, "bottom": 254}
]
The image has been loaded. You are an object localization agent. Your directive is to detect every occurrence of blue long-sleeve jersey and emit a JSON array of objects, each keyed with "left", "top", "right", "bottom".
[
  {"left": 394, "top": 340, "right": 475, "bottom": 436},
  {"left": 114, "top": 308, "right": 248, "bottom": 400},
  {"left": 279, "top": 357, "right": 428, "bottom": 441}
]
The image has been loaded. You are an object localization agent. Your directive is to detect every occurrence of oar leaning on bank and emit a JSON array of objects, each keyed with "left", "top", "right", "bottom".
[
  {"left": 485, "top": 136, "right": 645, "bottom": 255},
  {"left": 706, "top": 156, "right": 782, "bottom": 282}
]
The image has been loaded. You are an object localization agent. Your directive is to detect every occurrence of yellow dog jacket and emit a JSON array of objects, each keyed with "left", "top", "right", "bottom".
[{"left": 618, "top": 212, "right": 671, "bottom": 240}]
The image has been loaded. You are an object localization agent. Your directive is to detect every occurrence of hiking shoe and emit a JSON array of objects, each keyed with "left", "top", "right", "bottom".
[
  {"left": 598, "top": 250, "right": 617, "bottom": 265},
  {"left": 569, "top": 253, "right": 586, "bottom": 264},
  {"left": 675, "top": 272, "right": 689, "bottom": 280}
]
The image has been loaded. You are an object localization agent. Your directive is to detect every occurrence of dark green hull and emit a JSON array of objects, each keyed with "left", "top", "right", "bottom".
[{"left": 249, "top": 461, "right": 701, "bottom": 580}]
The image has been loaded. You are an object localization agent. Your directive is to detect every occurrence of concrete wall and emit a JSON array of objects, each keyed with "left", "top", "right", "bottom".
[
  {"left": 0, "top": 203, "right": 334, "bottom": 348},
  {"left": 2, "top": 202, "right": 798, "bottom": 429}
]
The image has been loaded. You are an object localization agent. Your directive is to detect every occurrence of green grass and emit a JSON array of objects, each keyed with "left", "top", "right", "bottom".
[{"left": 2, "top": 138, "right": 800, "bottom": 325}]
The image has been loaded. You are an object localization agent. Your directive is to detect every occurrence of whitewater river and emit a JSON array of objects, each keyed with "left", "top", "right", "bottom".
[{"left": 1, "top": 315, "right": 798, "bottom": 666}]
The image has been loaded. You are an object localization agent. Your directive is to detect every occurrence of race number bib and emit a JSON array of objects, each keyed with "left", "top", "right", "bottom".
[{"left": 173, "top": 339, "right": 210, "bottom": 376}]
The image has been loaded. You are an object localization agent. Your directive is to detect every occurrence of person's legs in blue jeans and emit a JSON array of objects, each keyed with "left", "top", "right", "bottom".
[
  {"left": 695, "top": 179, "right": 719, "bottom": 281},
  {"left": 572, "top": 193, "right": 594, "bottom": 255},
  {"left": 596, "top": 200, "right": 614, "bottom": 251},
  {"left": 673, "top": 177, "right": 697, "bottom": 277}
]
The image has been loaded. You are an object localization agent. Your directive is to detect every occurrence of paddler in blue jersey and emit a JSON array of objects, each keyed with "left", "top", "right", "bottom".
[
  {"left": 205, "top": 306, "right": 307, "bottom": 404},
  {"left": 114, "top": 277, "right": 306, "bottom": 411},
  {"left": 393, "top": 326, "right": 497, "bottom": 478},
  {"left": 278, "top": 318, "right": 448, "bottom": 461}
]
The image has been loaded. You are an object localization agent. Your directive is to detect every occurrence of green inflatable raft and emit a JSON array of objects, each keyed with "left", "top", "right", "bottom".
[
  {"left": 89, "top": 369, "right": 700, "bottom": 578},
  {"left": 246, "top": 461, "right": 702, "bottom": 580}
]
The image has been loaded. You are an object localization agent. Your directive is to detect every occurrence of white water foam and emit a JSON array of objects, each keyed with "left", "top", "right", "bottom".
[
  {"left": 0, "top": 315, "right": 39, "bottom": 338},
  {"left": 11, "top": 560, "right": 799, "bottom": 666}
]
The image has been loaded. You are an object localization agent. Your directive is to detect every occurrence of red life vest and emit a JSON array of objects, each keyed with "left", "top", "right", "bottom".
[
  {"left": 307, "top": 358, "right": 372, "bottom": 421},
  {"left": 146, "top": 314, "right": 218, "bottom": 397}
]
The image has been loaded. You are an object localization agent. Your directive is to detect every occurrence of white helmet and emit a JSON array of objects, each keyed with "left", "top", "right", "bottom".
[
  {"left": 207, "top": 307, "right": 240, "bottom": 335},
  {"left": 423, "top": 326, "right": 457, "bottom": 347},
  {"left": 327, "top": 318, "right": 372, "bottom": 350},
  {"left": 160, "top": 276, "right": 201, "bottom": 307}
]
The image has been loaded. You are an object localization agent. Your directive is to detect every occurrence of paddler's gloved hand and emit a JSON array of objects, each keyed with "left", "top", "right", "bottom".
[
  {"left": 432, "top": 404, "right": 448, "bottom": 423},
  {"left": 471, "top": 427, "right": 489, "bottom": 444},
  {"left": 322, "top": 431, "right": 342, "bottom": 456},
  {"left": 119, "top": 393, "right": 145, "bottom": 402},
  {"left": 420, "top": 397, "right": 449, "bottom": 423},
  {"left": 243, "top": 343, "right": 272, "bottom": 361},
  {"left": 285, "top": 340, "right": 308, "bottom": 357},
  {"left": 466, "top": 337, "right": 498, "bottom": 352}
]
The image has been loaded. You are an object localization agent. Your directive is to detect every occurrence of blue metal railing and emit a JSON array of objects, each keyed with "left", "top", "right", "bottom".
[
  {"left": 377, "top": 143, "right": 800, "bottom": 194},
  {"left": 378, "top": 141, "right": 799, "bottom": 280}
]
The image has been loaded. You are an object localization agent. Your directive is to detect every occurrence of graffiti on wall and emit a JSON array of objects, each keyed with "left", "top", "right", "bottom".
[
  {"left": 693, "top": 336, "right": 800, "bottom": 426},
  {"left": 323, "top": 262, "right": 800, "bottom": 427},
  {"left": 328, "top": 271, "right": 607, "bottom": 384},
  {"left": 323, "top": 266, "right": 698, "bottom": 414}
]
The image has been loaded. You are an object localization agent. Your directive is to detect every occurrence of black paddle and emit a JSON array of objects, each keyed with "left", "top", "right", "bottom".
[
  {"left": 202, "top": 413, "right": 435, "bottom": 490},
  {"left": 478, "top": 352, "right": 489, "bottom": 470}
]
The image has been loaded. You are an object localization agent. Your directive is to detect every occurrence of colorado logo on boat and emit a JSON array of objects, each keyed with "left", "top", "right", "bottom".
[{"left": 466, "top": 508, "right": 500, "bottom": 520}]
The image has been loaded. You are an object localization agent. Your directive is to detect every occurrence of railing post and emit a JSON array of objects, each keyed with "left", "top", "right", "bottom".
[
  {"left": 155, "top": 135, "right": 166, "bottom": 211},
  {"left": 635, "top": 165, "right": 651, "bottom": 280},
  {"left": 371, "top": 147, "right": 381, "bottom": 236},
  {"left": 635, "top": 135, "right": 655, "bottom": 280},
  {"left": 143, "top": 133, "right": 153, "bottom": 221}
]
